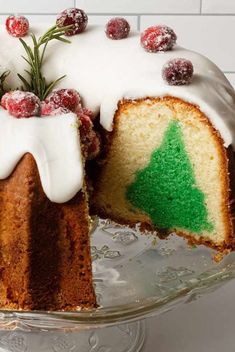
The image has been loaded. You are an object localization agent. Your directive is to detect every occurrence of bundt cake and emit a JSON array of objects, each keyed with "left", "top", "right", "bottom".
[{"left": 0, "top": 10, "right": 235, "bottom": 311}]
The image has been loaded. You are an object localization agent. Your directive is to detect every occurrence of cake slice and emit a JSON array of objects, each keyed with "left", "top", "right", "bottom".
[
  {"left": 0, "top": 154, "right": 96, "bottom": 311},
  {"left": 92, "top": 97, "right": 235, "bottom": 251},
  {"left": 0, "top": 110, "right": 96, "bottom": 310}
]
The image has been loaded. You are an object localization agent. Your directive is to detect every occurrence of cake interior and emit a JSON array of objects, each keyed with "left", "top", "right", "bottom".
[{"left": 92, "top": 97, "right": 233, "bottom": 249}]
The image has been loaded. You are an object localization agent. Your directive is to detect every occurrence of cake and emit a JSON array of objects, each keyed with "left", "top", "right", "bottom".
[{"left": 0, "top": 10, "right": 235, "bottom": 310}]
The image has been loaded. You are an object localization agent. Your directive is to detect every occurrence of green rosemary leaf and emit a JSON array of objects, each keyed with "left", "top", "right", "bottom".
[
  {"left": 40, "top": 74, "right": 46, "bottom": 94},
  {"left": 21, "top": 55, "right": 32, "bottom": 66},
  {"left": 18, "top": 25, "right": 70, "bottom": 100},
  {"left": 17, "top": 74, "right": 31, "bottom": 90},
  {"left": 0, "top": 70, "right": 10, "bottom": 82},
  {"left": 19, "top": 38, "right": 34, "bottom": 62},
  {"left": 40, "top": 38, "right": 49, "bottom": 67},
  {"left": 24, "top": 69, "right": 32, "bottom": 76},
  {"left": 31, "top": 33, "right": 38, "bottom": 51},
  {"left": 38, "top": 25, "right": 57, "bottom": 43},
  {"left": 41, "top": 76, "right": 46, "bottom": 95},
  {"left": 43, "top": 75, "right": 66, "bottom": 100},
  {"left": 39, "top": 25, "right": 71, "bottom": 38},
  {"left": 0, "top": 70, "right": 10, "bottom": 98},
  {"left": 50, "top": 25, "right": 72, "bottom": 34},
  {"left": 32, "top": 34, "right": 41, "bottom": 97},
  {"left": 50, "top": 36, "right": 71, "bottom": 43},
  {"left": 39, "top": 26, "right": 72, "bottom": 46}
]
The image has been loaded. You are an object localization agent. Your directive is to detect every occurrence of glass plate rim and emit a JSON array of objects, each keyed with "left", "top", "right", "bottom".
[{"left": 0, "top": 263, "right": 234, "bottom": 329}]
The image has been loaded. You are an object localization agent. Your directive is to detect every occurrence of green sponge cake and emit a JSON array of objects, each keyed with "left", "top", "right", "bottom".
[{"left": 126, "top": 118, "right": 213, "bottom": 234}]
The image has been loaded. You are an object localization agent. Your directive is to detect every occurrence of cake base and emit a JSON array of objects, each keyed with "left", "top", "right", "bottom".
[{"left": 0, "top": 153, "right": 96, "bottom": 311}]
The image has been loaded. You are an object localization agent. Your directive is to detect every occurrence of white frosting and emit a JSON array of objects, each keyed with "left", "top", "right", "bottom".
[
  {"left": 0, "top": 24, "right": 232, "bottom": 145},
  {"left": 0, "top": 24, "right": 234, "bottom": 202},
  {"left": 0, "top": 109, "right": 83, "bottom": 203}
]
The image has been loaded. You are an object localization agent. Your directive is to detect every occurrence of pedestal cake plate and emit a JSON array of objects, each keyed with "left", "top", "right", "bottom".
[{"left": 0, "top": 218, "right": 235, "bottom": 352}]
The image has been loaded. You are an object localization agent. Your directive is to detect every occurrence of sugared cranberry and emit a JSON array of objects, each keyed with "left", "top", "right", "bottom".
[
  {"left": 141, "top": 25, "right": 177, "bottom": 53},
  {"left": 45, "top": 89, "right": 81, "bottom": 112},
  {"left": 41, "top": 101, "right": 53, "bottom": 116},
  {"left": 76, "top": 107, "right": 95, "bottom": 122},
  {"left": 56, "top": 8, "right": 88, "bottom": 36},
  {"left": 6, "top": 15, "right": 29, "bottom": 37},
  {"left": 1, "top": 91, "right": 12, "bottom": 109},
  {"left": 162, "top": 58, "right": 194, "bottom": 86},
  {"left": 41, "top": 101, "right": 71, "bottom": 116},
  {"left": 79, "top": 113, "right": 93, "bottom": 131},
  {"left": 105, "top": 17, "right": 130, "bottom": 40},
  {"left": 79, "top": 112, "right": 100, "bottom": 159},
  {"left": 3, "top": 90, "right": 40, "bottom": 118}
]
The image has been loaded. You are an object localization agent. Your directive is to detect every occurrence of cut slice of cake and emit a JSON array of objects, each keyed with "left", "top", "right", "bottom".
[
  {"left": 92, "top": 97, "right": 235, "bottom": 251},
  {"left": 0, "top": 153, "right": 96, "bottom": 311},
  {"left": 0, "top": 109, "right": 97, "bottom": 311}
]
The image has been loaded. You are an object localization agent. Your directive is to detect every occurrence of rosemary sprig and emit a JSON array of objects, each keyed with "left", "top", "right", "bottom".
[
  {"left": 17, "top": 25, "right": 71, "bottom": 100},
  {"left": 0, "top": 70, "right": 10, "bottom": 99}
]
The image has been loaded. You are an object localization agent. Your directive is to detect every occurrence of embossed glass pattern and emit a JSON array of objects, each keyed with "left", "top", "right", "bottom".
[{"left": 0, "top": 218, "right": 234, "bottom": 330}]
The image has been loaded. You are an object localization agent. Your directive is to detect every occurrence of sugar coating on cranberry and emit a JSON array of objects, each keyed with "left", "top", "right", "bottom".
[
  {"left": 141, "top": 25, "right": 177, "bottom": 53},
  {"left": 77, "top": 107, "right": 95, "bottom": 122},
  {"left": 45, "top": 89, "right": 81, "bottom": 112},
  {"left": 56, "top": 8, "right": 88, "bottom": 36},
  {"left": 1, "top": 92, "right": 12, "bottom": 109},
  {"left": 105, "top": 17, "right": 130, "bottom": 40},
  {"left": 2, "top": 90, "right": 40, "bottom": 118},
  {"left": 79, "top": 111, "right": 100, "bottom": 160},
  {"left": 6, "top": 15, "right": 29, "bottom": 37},
  {"left": 41, "top": 102, "right": 71, "bottom": 116},
  {"left": 162, "top": 58, "right": 194, "bottom": 86},
  {"left": 79, "top": 113, "right": 93, "bottom": 130}
]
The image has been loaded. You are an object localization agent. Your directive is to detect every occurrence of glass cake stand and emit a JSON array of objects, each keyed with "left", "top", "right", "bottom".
[{"left": 0, "top": 218, "right": 235, "bottom": 351}]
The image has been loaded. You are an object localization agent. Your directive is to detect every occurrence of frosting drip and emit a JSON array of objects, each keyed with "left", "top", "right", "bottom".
[{"left": 0, "top": 109, "right": 83, "bottom": 203}]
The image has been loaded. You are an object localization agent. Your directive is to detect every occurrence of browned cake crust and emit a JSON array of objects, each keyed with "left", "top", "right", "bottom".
[
  {"left": 92, "top": 96, "right": 235, "bottom": 252},
  {"left": 0, "top": 153, "right": 96, "bottom": 311}
]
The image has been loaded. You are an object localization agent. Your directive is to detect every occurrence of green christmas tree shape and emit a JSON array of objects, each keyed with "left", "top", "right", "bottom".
[{"left": 126, "top": 120, "right": 213, "bottom": 233}]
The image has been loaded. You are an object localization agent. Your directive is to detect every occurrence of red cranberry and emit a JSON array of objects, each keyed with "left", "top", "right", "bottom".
[
  {"left": 41, "top": 102, "right": 71, "bottom": 116},
  {"left": 162, "top": 58, "right": 194, "bottom": 85},
  {"left": 56, "top": 8, "right": 88, "bottom": 36},
  {"left": 105, "top": 17, "right": 130, "bottom": 40},
  {"left": 79, "top": 111, "right": 100, "bottom": 160},
  {"left": 1, "top": 92, "right": 12, "bottom": 109},
  {"left": 45, "top": 89, "right": 81, "bottom": 112},
  {"left": 6, "top": 15, "right": 29, "bottom": 37},
  {"left": 76, "top": 107, "right": 95, "bottom": 122},
  {"left": 141, "top": 25, "right": 177, "bottom": 53},
  {"left": 3, "top": 90, "right": 40, "bottom": 118},
  {"left": 79, "top": 113, "right": 93, "bottom": 131}
]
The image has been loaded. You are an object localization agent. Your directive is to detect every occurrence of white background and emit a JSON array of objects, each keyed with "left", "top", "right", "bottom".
[
  {"left": 145, "top": 279, "right": 235, "bottom": 352},
  {"left": 1, "top": 1, "right": 235, "bottom": 351}
]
